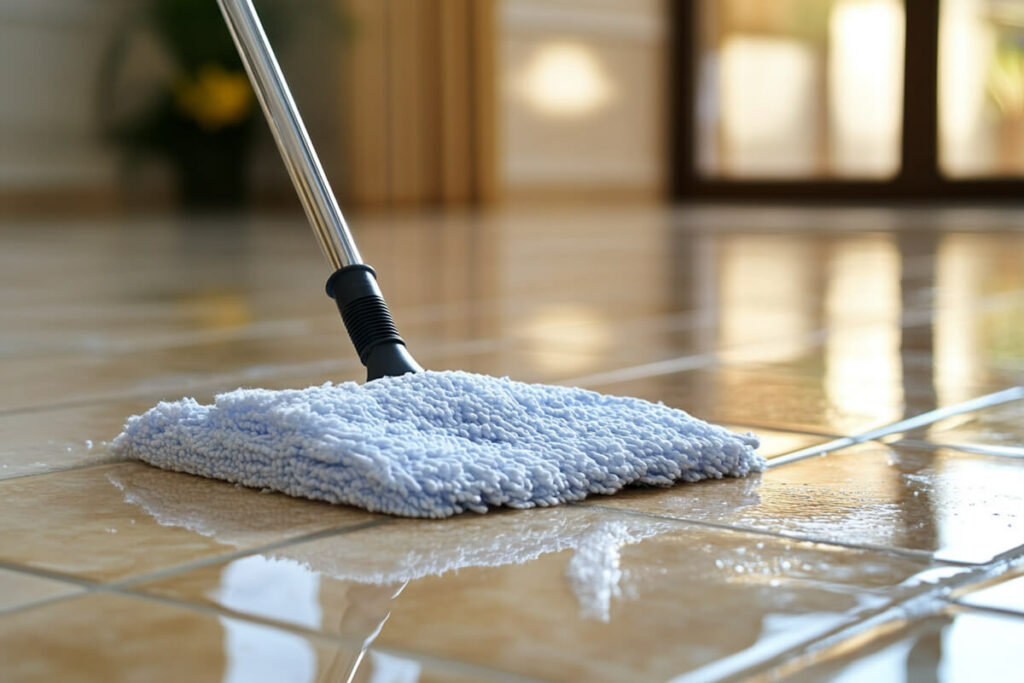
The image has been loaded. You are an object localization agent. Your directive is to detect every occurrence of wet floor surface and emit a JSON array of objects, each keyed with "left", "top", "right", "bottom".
[{"left": 1, "top": 204, "right": 1022, "bottom": 681}]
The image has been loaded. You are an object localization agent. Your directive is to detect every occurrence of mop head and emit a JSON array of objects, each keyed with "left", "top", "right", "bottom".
[{"left": 112, "top": 370, "right": 764, "bottom": 518}]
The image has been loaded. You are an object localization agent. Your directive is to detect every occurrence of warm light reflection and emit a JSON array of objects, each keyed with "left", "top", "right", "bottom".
[
  {"left": 522, "top": 303, "right": 613, "bottom": 374},
  {"left": 718, "top": 236, "right": 817, "bottom": 363},
  {"left": 179, "top": 288, "right": 252, "bottom": 330},
  {"left": 940, "top": 0, "right": 1024, "bottom": 176},
  {"left": 700, "top": 0, "right": 906, "bottom": 178},
  {"left": 215, "top": 557, "right": 321, "bottom": 682},
  {"left": 823, "top": 613, "right": 1023, "bottom": 680},
  {"left": 367, "top": 652, "right": 423, "bottom": 681},
  {"left": 719, "top": 37, "right": 817, "bottom": 176},
  {"left": 515, "top": 42, "right": 614, "bottom": 118},
  {"left": 935, "top": 234, "right": 982, "bottom": 405},
  {"left": 828, "top": 0, "right": 904, "bottom": 176},
  {"left": 939, "top": 613, "right": 1024, "bottom": 680},
  {"left": 824, "top": 236, "right": 903, "bottom": 422},
  {"left": 934, "top": 456, "right": 1020, "bottom": 565},
  {"left": 939, "top": 0, "right": 997, "bottom": 176},
  {"left": 219, "top": 618, "right": 317, "bottom": 683},
  {"left": 215, "top": 556, "right": 323, "bottom": 629}
]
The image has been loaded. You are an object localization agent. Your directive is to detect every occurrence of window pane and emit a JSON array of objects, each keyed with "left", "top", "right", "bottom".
[
  {"left": 696, "top": 0, "right": 905, "bottom": 179},
  {"left": 940, "top": 0, "right": 1024, "bottom": 177}
]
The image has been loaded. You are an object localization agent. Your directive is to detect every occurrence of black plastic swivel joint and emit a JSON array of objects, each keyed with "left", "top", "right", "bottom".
[{"left": 325, "top": 265, "right": 423, "bottom": 381}]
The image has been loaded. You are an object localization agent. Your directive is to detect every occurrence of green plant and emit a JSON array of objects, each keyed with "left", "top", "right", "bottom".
[
  {"left": 98, "top": 0, "right": 345, "bottom": 208},
  {"left": 988, "top": 36, "right": 1024, "bottom": 118}
]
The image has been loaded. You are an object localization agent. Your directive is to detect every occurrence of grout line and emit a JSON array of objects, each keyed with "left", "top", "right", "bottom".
[
  {"left": 0, "top": 455, "right": 125, "bottom": 483},
  {"left": 851, "top": 387, "right": 1024, "bottom": 444},
  {"left": 580, "top": 503, "right": 948, "bottom": 565},
  {"left": 553, "top": 311, "right": 1001, "bottom": 394},
  {"left": 556, "top": 326, "right": 833, "bottom": 391},
  {"left": 893, "top": 438, "right": 1024, "bottom": 459},
  {"left": 767, "top": 438, "right": 858, "bottom": 467},
  {"left": 988, "top": 542, "right": 1024, "bottom": 566},
  {"left": 735, "top": 618, "right": 916, "bottom": 683},
  {"left": 1, "top": 518, "right": 393, "bottom": 594},
  {"left": 560, "top": 353, "right": 717, "bottom": 388},
  {"left": 737, "top": 551, "right": 1024, "bottom": 681},
  {"left": 0, "top": 587, "right": 89, "bottom": 617},
  {"left": 107, "top": 586, "right": 544, "bottom": 683},
  {"left": 112, "top": 518, "right": 393, "bottom": 588},
  {"left": 0, "top": 535, "right": 539, "bottom": 682},
  {"left": 768, "top": 387, "right": 1024, "bottom": 468},
  {"left": 0, "top": 316, "right": 325, "bottom": 359},
  {"left": 0, "top": 336, "right": 518, "bottom": 420},
  {"left": 0, "top": 560, "right": 100, "bottom": 590},
  {"left": 716, "top": 601, "right": 935, "bottom": 683},
  {"left": 719, "top": 421, "right": 843, "bottom": 440},
  {"left": 946, "top": 599, "right": 1024, "bottom": 621}
]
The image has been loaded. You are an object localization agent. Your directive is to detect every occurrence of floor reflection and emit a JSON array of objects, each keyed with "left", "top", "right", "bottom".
[
  {"left": 786, "top": 608, "right": 1024, "bottom": 681},
  {"left": 2, "top": 206, "right": 1024, "bottom": 680}
]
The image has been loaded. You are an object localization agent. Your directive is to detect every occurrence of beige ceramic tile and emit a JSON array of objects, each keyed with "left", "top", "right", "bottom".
[
  {"left": 0, "top": 341, "right": 629, "bottom": 481},
  {"left": 0, "top": 334, "right": 619, "bottom": 417},
  {"left": 0, "top": 567, "right": 82, "bottom": 613},
  {"left": 775, "top": 607, "right": 1024, "bottom": 682},
  {"left": 0, "top": 592, "right": 483, "bottom": 683},
  {"left": 4, "top": 206, "right": 1024, "bottom": 681},
  {"left": 726, "top": 339, "right": 1020, "bottom": 405},
  {"left": 0, "top": 400, "right": 153, "bottom": 480},
  {"left": 587, "top": 443, "right": 1024, "bottom": 564},
  {"left": 0, "top": 331, "right": 374, "bottom": 414},
  {"left": 0, "top": 462, "right": 378, "bottom": 582},
  {"left": 586, "top": 360, "right": 961, "bottom": 436},
  {"left": 955, "top": 568, "right": 1024, "bottom": 616},
  {"left": 891, "top": 396, "right": 1024, "bottom": 457},
  {"left": 134, "top": 505, "right": 939, "bottom": 682},
  {"left": 717, "top": 424, "right": 833, "bottom": 459}
]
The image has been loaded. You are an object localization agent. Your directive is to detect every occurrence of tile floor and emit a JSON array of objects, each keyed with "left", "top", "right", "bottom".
[{"left": 1, "top": 204, "right": 1022, "bottom": 681}]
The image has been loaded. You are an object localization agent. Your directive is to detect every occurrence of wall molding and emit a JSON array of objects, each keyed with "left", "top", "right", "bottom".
[
  {"left": 501, "top": 1, "right": 665, "bottom": 42},
  {"left": 0, "top": 0, "right": 131, "bottom": 27}
]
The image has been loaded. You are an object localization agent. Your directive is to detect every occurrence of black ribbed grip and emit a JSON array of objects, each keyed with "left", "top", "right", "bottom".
[
  {"left": 325, "top": 265, "right": 420, "bottom": 378},
  {"left": 340, "top": 294, "right": 404, "bottom": 364}
]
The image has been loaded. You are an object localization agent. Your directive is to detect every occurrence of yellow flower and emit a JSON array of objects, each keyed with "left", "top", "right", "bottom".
[
  {"left": 988, "top": 44, "right": 1024, "bottom": 117},
  {"left": 174, "top": 64, "right": 254, "bottom": 131}
]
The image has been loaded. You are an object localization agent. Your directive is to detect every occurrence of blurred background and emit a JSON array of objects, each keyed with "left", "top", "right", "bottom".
[
  {"left": 1, "top": 0, "right": 1022, "bottom": 401},
  {"left": 4, "top": 0, "right": 1024, "bottom": 213},
  {"left": 2, "top": 7, "right": 1024, "bottom": 681}
]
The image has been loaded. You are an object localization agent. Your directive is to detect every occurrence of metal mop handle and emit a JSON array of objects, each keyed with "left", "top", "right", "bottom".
[
  {"left": 216, "top": 0, "right": 360, "bottom": 270},
  {"left": 217, "top": 0, "right": 421, "bottom": 380}
]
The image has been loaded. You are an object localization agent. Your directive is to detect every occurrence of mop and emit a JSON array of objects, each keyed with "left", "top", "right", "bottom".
[{"left": 112, "top": 0, "right": 763, "bottom": 518}]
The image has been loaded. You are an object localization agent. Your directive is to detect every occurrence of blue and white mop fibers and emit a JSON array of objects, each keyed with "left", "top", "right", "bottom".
[{"left": 112, "top": 370, "right": 764, "bottom": 518}]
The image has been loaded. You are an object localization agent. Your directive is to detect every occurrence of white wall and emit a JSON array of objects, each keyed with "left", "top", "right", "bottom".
[
  {"left": 0, "top": 0, "right": 125, "bottom": 191},
  {"left": 0, "top": 0, "right": 341, "bottom": 201},
  {"left": 499, "top": 0, "right": 667, "bottom": 197}
]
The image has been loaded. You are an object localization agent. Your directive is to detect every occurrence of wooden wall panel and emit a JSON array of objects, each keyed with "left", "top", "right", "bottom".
[
  {"left": 339, "top": 0, "right": 496, "bottom": 207},
  {"left": 439, "top": 0, "right": 473, "bottom": 203},
  {"left": 341, "top": 0, "right": 391, "bottom": 205}
]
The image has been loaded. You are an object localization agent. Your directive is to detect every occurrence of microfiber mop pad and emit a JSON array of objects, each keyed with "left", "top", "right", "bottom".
[{"left": 112, "top": 370, "right": 764, "bottom": 518}]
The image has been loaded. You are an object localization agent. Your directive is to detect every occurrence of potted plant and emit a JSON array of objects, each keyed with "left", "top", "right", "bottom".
[{"left": 98, "top": 0, "right": 343, "bottom": 208}]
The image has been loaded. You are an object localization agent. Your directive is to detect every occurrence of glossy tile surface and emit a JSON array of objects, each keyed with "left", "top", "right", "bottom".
[
  {"left": 717, "top": 423, "right": 831, "bottom": 459},
  {"left": 589, "top": 443, "right": 1024, "bottom": 564},
  {"left": 0, "top": 592, "right": 485, "bottom": 683},
  {"left": 0, "top": 462, "right": 377, "bottom": 581},
  {"left": 593, "top": 366, "right": 905, "bottom": 435},
  {"left": 778, "top": 607, "right": 1024, "bottom": 682},
  {"left": 955, "top": 568, "right": 1024, "bottom": 615},
  {"left": 3, "top": 205, "right": 1024, "bottom": 680},
  {"left": 134, "top": 506, "right": 936, "bottom": 682},
  {"left": 0, "top": 567, "right": 81, "bottom": 613},
  {"left": 0, "top": 399, "right": 151, "bottom": 480},
  {"left": 892, "top": 396, "right": 1024, "bottom": 457}
]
